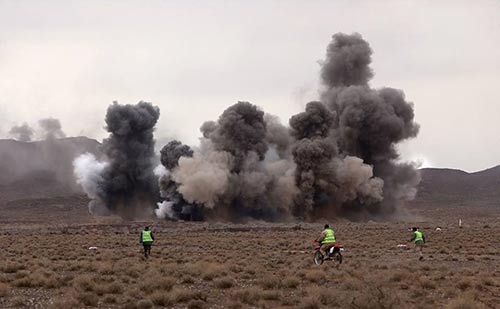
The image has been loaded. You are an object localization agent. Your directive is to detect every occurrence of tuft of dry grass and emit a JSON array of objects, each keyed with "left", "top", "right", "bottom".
[
  {"left": 231, "top": 287, "right": 263, "bottom": 305},
  {"left": 282, "top": 276, "right": 300, "bottom": 288},
  {"left": 187, "top": 299, "right": 206, "bottom": 309},
  {"left": 136, "top": 299, "right": 154, "bottom": 309},
  {"left": 214, "top": 276, "right": 234, "bottom": 289},
  {"left": 258, "top": 275, "right": 280, "bottom": 289},
  {"left": 304, "top": 269, "right": 327, "bottom": 284},
  {"left": 0, "top": 282, "right": 9, "bottom": 297},
  {"left": 456, "top": 278, "right": 472, "bottom": 290},
  {"left": 77, "top": 291, "right": 99, "bottom": 306},
  {"left": 50, "top": 296, "right": 80, "bottom": 309},
  {"left": 446, "top": 293, "right": 487, "bottom": 309}
]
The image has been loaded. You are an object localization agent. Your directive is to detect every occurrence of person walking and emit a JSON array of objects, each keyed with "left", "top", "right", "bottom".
[
  {"left": 140, "top": 226, "right": 155, "bottom": 258},
  {"left": 409, "top": 227, "right": 425, "bottom": 260}
]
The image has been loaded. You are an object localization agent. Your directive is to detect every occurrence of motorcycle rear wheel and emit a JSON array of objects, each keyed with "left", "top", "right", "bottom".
[{"left": 314, "top": 251, "right": 324, "bottom": 265}]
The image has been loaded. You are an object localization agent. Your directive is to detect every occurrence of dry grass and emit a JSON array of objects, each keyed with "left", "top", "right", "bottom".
[
  {"left": 446, "top": 293, "right": 487, "bottom": 309},
  {"left": 0, "top": 209, "right": 498, "bottom": 308},
  {"left": 0, "top": 282, "right": 9, "bottom": 297}
]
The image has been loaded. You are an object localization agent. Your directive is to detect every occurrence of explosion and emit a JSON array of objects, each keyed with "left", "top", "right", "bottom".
[
  {"left": 74, "top": 101, "right": 160, "bottom": 218},
  {"left": 75, "top": 32, "right": 420, "bottom": 221}
]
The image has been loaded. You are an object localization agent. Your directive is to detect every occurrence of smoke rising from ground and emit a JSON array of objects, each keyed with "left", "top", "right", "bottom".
[
  {"left": 9, "top": 123, "right": 34, "bottom": 142},
  {"left": 319, "top": 33, "right": 420, "bottom": 218},
  {"left": 39, "top": 118, "right": 66, "bottom": 140},
  {"left": 73, "top": 102, "right": 160, "bottom": 217},
  {"left": 73, "top": 153, "right": 110, "bottom": 215},
  {"left": 156, "top": 140, "right": 195, "bottom": 219},
  {"left": 160, "top": 102, "right": 298, "bottom": 221},
  {"left": 75, "top": 32, "right": 420, "bottom": 221},
  {"left": 8, "top": 118, "right": 67, "bottom": 142}
]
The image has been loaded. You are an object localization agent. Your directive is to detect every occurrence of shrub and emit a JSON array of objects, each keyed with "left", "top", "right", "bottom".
[
  {"left": 0, "top": 282, "right": 9, "bottom": 297},
  {"left": 77, "top": 292, "right": 99, "bottom": 306},
  {"left": 214, "top": 277, "right": 234, "bottom": 289},
  {"left": 169, "top": 288, "right": 207, "bottom": 303},
  {"left": 136, "top": 299, "right": 154, "bottom": 309},
  {"left": 446, "top": 294, "right": 486, "bottom": 309},
  {"left": 103, "top": 295, "right": 117, "bottom": 304},
  {"left": 188, "top": 299, "right": 206, "bottom": 309},
  {"left": 282, "top": 276, "right": 300, "bottom": 288},
  {"left": 232, "top": 287, "right": 263, "bottom": 305},
  {"left": 0, "top": 263, "right": 24, "bottom": 274},
  {"left": 305, "top": 270, "right": 326, "bottom": 284},
  {"left": 72, "top": 275, "right": 97, "bottom": 292},
  {"left": 261, "top": 290, "right": 281, "bottom": 301},
  {"left": 106, "top": 281, "right": 124, "bottom": 294},
  {"left": 419, "top": 278, "right": 437, "bottom": 290},
  {"left": 150, "top": 291, "right": 171, "bottom": 306},
  {"left": 50, "top": 296, "right": 80, "bottom": 309},
  {"left": 200, "top": 263, "right": 225, "bottom": 281},
  {"left": 181, "top": 275, "right": 195, "bottom": 284},
  {"left": 457, "top": 279, "right": 472, "bottom": 290},
  {"left": 258, "top": 275, "right": 279, "bottom": 289},
  {"left": 301, "top": 297, "right": 320, "bottom": 309}
]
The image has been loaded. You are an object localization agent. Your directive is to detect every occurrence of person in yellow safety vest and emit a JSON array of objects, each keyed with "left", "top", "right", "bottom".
[
  {"left": 318, "top": 224, "right": 336, "bottom": 256},
  {"left": 139, "top": 226, "right": 155, "bottom": 259},
  {"left": 409, "top": 227, "right": 425, "bottom": 260}
]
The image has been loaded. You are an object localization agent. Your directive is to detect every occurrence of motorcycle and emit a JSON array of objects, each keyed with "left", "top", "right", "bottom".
[{"left": 314, "top": 241, "right": 344, "bottom": 265}]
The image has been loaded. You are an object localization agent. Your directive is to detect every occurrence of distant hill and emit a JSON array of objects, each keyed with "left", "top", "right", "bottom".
[
  {"left": 0, "top": 137, "right": 101, "bottom": 202},
  {"left": 415, "top": 166, "right": 500, "bottom": 206}
]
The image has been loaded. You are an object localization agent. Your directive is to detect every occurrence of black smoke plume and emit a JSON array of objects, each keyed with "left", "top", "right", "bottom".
[
  {"left": 74, "top": 101, "right": 160, "bottom": 217},
  {"left": 75, "top": 32, "right": 420, "bottom": 221},
  {"left": 9, "top": 123, "right": 34, "bottom": 142},
  {"left": 167, "top": 33, "right": 419, "bottom": 221},
  {"left": 318, "top": 32, "right": 420, "bottom": 218},
  {"left": 156, "top": 140, "right": 197, "bottom": 220},
  {"left": 160, "top": 140, "right": 193, "bottom": 170}
]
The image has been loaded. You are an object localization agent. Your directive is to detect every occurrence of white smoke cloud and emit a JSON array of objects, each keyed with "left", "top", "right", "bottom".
[
  {"left": 155, "top": 201, "right": 176, "bottom": 219},
  {"left": 73, "top": 153, "right": 108, "bottom": 199},
  {"left": 154, "top": 164, "right": 169, "bottom": 178},
  {"left": 73, "top": 153, "right": 110, "bottom": 215}
]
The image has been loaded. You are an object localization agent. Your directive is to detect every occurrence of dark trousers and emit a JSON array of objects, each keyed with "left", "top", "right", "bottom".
[{"left": 143, "top": 243, "right": 152, "bottom": 258}]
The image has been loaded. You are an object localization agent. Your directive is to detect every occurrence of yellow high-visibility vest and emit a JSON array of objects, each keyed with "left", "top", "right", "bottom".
[
  {"left": 322, "top": 229, "right": 336, "bottom": 244},
  {"left": 414, "top": 231, "right": 423, "bottom": 243},
  {"left": 142, "top": 230, "right": 153, "bottom": 242}
]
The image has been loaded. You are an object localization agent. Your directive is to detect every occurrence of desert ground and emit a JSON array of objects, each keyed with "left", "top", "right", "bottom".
[{"left": 0, "top": 198, "right": 498, "bottom": 309}]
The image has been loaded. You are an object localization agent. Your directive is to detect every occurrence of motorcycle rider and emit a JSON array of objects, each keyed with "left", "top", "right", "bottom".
[
  {"left": 318, "top": 224, "right": 336, "bottom": 257},
  {"left": 409, "top": 227, "right": 425, "bottom": 260}
]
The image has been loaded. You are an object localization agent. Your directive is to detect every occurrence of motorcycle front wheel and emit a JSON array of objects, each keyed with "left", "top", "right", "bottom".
[{"left": 314, "top": 251, "right": 324, "bottom": 265}]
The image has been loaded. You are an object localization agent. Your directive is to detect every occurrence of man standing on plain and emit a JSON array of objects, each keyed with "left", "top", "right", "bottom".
[{"left": 140, "top": 226, "right": 155, "bottom": 259}]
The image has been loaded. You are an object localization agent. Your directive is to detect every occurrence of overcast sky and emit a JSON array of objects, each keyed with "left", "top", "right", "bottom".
[{"left": 0, "top": 0, "right": 499, "bottom": 172}]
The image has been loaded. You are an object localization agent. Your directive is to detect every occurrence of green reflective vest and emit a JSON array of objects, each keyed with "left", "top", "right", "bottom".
[
  {"left": 322, "top": 228, "right": 336, "bottom": 244},
  {"left": 142, "top": 230, "right": 153, "bottom": 243},
  {"left": 414, "top": 231, "right": 423, "bottom": 243}
]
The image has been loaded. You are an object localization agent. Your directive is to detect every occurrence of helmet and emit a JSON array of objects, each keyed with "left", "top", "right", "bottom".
[{"left": 324, "top": 224, "right": 329, "bottom": 229}]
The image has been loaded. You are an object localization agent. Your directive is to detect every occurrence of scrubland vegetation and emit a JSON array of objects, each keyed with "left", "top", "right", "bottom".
[{"left": 0, "top": 211, "right": 498, "bottom": 308}]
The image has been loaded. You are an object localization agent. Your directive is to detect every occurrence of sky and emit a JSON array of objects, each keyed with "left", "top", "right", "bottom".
[{"left": 0, "top": 0, "right": 499, "bottom": 172}]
